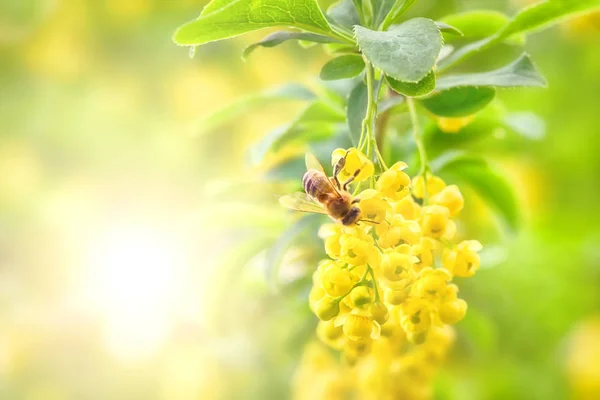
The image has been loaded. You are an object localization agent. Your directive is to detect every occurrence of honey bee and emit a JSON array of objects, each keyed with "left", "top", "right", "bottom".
[{"left": 279, "top": 152, "right": 369, "bottom": 226}]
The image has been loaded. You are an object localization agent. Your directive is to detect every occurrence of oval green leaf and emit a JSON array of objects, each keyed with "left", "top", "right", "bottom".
[
  {"left": 174, "top": 0, "right": 332, "bottom": 45},
  {"left": 436, "top": 54, "right": 547, "bottom": 90},
  {"left": 320, "top": 55, "right": 365, "bottom": 81},
  {"left": 346, "top": 81, "right": 368, "bottom": 146},
  {"left": 355, "top": 18, "right": 442, "bottom": 83},
  {"left": 386, "top": 70, "right": 436, "bottom": 97},
  {"left": 422, "top": 87, "right": 496, "bottom": 117}
]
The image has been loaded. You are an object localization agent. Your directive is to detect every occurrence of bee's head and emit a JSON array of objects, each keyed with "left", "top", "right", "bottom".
[{"left": 341, "top": 206, "right": 361, "bottom": 226}]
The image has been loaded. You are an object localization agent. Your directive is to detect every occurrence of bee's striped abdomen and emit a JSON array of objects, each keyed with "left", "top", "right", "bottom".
[{"left": 303, "top": 169, "right": 330, "bottom": 201}]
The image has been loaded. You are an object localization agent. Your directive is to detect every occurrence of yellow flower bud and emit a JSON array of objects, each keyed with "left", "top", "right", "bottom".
[
  {"left": 421, "top": 205, "right": 450, "bottom": 238},
  {"left": 436, "top": 115, "right": 475, "bottom": 133},
  {"left": 370, "top": 301, "right": 389, "bottom": 325},
  {"left": 316, "top": 320, "right": 344, "bottom": 348},
  {"left": 321, "top": 264, "right": 353, "bottom": 297},
  {"left": 350, "top": 286, "right": 373, "bottom": 308},
  {"left": 431, "top": 185, "right": 464, "bottom": 217},
  {"left": 331, "top": 147, "right": 374, "bottom": 182},
  {"left": 375, "top": 162, "right": 411, "bottom": 200},
  {"left": 385, "top": 288, "right": 409, "bottom": 305},
  {"left": 309, "top": 286, "right": 326, "bottom": 312},
  {"left": 342, "top": 314, "right": 375, "bottom": 340},
  {"left": 412, "top": 174, "right": 446, "bottom": 199},
  {"left": 315, "top": 297, "right": 340, "bottom": 321},
  {"left": 344, "top": 337, "right": 372, "bottom": 357},
  {"left": 440, "top": 298, "right": 468, "bottom": 325},
  {"left": 442, "top": 240, "right": 482, "bottom": 277}
]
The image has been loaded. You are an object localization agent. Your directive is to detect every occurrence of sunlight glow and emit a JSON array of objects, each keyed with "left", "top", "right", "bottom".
[{"left": 82, "top": 224, "right": 188, "bottom": 362}]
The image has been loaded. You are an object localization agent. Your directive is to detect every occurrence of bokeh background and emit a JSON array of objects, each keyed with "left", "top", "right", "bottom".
[{"left": 1, "top": 0, "right": 599, "bottom": 399}]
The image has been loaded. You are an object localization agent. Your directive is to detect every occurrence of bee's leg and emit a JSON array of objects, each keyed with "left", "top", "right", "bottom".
[
  {"left": 352, "top": 198, "right": 360, "bottom": 204},
  {"left": 343, "top": 168, "right": 361, "bottom": 191},
  {"left": 333, "top": 156, "right": 346, "bottom": 189}
]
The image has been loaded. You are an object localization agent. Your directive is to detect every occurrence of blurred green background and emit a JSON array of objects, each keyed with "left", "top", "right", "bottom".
[{"left": 1, "top": 0, "right": 600, "bottom": 399}]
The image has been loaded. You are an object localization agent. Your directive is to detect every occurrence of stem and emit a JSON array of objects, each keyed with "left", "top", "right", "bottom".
[
  {"left": 335, "top": 267, "right": 370, "bottom": 301},
  {"left": 358, "top": 62, "right": 388, "bottom": 172},
  {"left": 407, "top": 97, "right": 430, "bottom": 204},
  {"left": 368, "top": 267, "right": 381, "bottom": 302},
  {"left": 328, "top": 25, "right": 357, "bottom": 45}
]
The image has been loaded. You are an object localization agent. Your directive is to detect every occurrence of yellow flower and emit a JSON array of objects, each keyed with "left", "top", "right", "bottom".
[
  {"left": 315, "top": 297, "right": 341, "bottom": 321},
  {"left": 412, "top": 268, "right": 452, "bottom": 299},
  {"left": 384, "top": 287, "right": 410, "bottom": 305},
  {"left": 319, "top": 224, "right": 342, "bottom": 259},
  {"left": 344, "top": 337, "right": 373, "bottom": 358},
  {"left": 439, "top": 298, "right": 468, "bottom": 325},
  {"left": 370, "top": 301, "right": 389, "bottom": 325},
  {"left": 375, "top": 162, "right": 411, "bottom": 200},
  {"left": 331, "top": 148, "right": 374, "bottom": 182},
  {"left": 442, "top": 240, "right": 483, "bottom": 277},
  {"left": 339, "top": 230, "right": 380, "bottom": 266},
  {"left": 430, "top": 185, "right": 464, "bottom": 216},
  {"left": 349, "top": 286, "right": 373, "bottom": 308},
  {"left": 392, "top": 196, "right": 421, "bottom": 220},
  {"left": 309, "top": 286, "right": 326, "bottom": 312},
  {"left": 412, "top": 174, "right": 446, "bottom": 199},
  {"left": 316, "top": 320, "right": 344, "bottom": 348},
  {"left": 337, "top": 312, "right": 381, "bottom": 341},
  {"left": 358, "top": 189, "right": 389, "bottom": 224},
  {"left": 320, "top": 264, "right": 354, "bottom": 297},
  {"left": 420, "top": 205, "right": 450, "bottom": 238},
  {"left": 399, "top": 298, "right": 432, "bottom": 334},
  {"left": 376, "top": 215, "right": 421, "bottom": 248},
  {"left": 436, "top": 115, "right": 475, "bottom": 133},
  {"left": 411, "top": 237, "right": 437, "bottom": 271},
  {"left": 380, "top": 247, "right": 419, "bottom": 282}
]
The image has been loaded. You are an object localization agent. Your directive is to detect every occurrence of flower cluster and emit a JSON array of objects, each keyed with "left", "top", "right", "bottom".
[{"left": 305, "top": 148, "right": 483, "bottom": 400}]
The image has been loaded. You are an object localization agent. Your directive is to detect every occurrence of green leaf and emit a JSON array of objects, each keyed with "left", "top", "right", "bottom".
[
  {"left": 194, "top": 83, "right": 315, "bottom": 136},
  {"left": 327, "top": 0, "right": 360, "bottom": 29},
  {"left": 436, "top": 54, "right": 547, "bottom": 90},
  {"left": 320, "top": 54, "right": 365, "bottom": 81},
  {"left": 346, "top": 81, "right": 368, "bottom": 146},
  {"left": 243, "top": 31, "right": 339, "bottom": 59},
  {"left": 387, "top": 70, "right": 436, "bottom": 97},
  {"left": 373, "top": 0, "right": 396, "bottom": 27},
  {"left": 381, "top": 0, "right": 418, "bottom": 30},
  {"left": 441, "top": 10, "right": 513, "bottom": 41},
  {"left": 435, "top": 21, "right": 463, "bottom": 36},
  {"left": 422, "top": 87, "right": 496, "bottom": 118},
  {"left": 439, "top": 0, "right": 600, "bottom": 70},
  {"left": 501, "top": 0, "right": 600, "bottom": 37},
  {"left": 355, "top": 18, "right": 442, "bottom": 82},
  {"left": 503, "top": 112, "right": 546, "bottom": 140},
  {"left": 434, "top": 153, "right": 521, "bottom": 231},
  {"left": 174, "top": 0, "right": 333, "bottom": 45}
]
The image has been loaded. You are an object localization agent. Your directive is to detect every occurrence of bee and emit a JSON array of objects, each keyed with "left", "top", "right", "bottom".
[{"left": 279, "top": 152, "right": 369, "bottom": 226}]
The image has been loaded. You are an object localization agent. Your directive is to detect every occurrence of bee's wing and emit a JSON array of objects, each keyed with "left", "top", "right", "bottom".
[
  {"left": 305, "top": 152, "right": 327, "bottom": 173},
  {"left": 305, "top": 152, "right": 342, "bottom": 197},
  {"left": 279, "top": 192, "right": 329, "bottom": 215}
]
